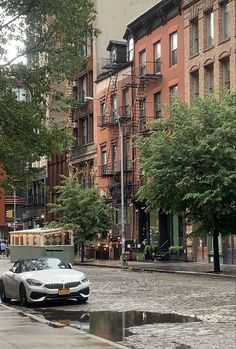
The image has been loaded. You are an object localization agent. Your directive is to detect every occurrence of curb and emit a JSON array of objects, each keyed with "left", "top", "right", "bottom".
[
  {"left": 0, "top": 303, "right": 129, "bottom": 349},
  {"left": 75, "top": 262, "right": 236, "bottom": 279}
]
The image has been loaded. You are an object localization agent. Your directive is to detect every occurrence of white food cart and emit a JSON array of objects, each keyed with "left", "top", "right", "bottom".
[{"left": 9, "top": 228, "right": 74, "bottom": 264}]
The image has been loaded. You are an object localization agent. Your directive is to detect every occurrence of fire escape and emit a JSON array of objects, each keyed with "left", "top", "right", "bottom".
[
  {"left": 123, "top": 59, "right": 162, "bottom": 196},
  {"left": 97, "top": 42, "right": 133, "bottom": 209}
]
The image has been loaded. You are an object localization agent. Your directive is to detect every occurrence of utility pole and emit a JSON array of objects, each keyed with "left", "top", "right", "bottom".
[{"left": 85, "top": 96, "right": 126, "bottom": 269}]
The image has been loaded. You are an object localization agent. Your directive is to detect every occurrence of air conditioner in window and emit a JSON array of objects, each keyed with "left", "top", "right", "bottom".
[{"left": 73, "top": 121, "right": 78, "bottom": 128}]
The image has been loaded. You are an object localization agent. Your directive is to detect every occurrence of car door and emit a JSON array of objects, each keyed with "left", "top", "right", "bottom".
[{"left": 4, "top": 262, "right": 22, "bottom": 300}]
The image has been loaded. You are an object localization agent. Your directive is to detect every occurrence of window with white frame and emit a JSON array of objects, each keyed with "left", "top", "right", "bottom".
[
  {"left": 205, "top": 10, "right": 214, "bottom": 48},
  {"left": 154, "top": 41, "right": 161, "bottom": 73},
  {"left": 128, "top": 37, "right": 134, "bottom": 61},
  {"left": 170, "top": 31, "right": 177, "bottom": 66},
  {"left": 190, "top": 18, "right": 199, "bottom": 56}
]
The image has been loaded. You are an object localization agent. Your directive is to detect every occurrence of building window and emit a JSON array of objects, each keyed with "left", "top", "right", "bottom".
[
  {"left": 170, "top": 85, "right": 178, "bottom": 104},
  {"left": 100, "top": 100, "right": 106, "bottom": 126},
  {"left": 80, "top": 118, "right": 87, "bottom": 145},
  {"left": 205, "top": 10, "right": 214, "bottom": 49},
  {"left": 111, "top": 94, "right": 118, "bottom": 123},
  {"left": 122, "top": 89, "right": 129, "bottom": 117},
  {"left": 170, "top": 31, "right": 177, "bottom": 66},
  {"left": 205, "top": 64, "right": 214, "bottom": 95},
  {"left": 139, "top": 50, "right": 146, "bottom": 76},
  {"left": 79, "top": 114, "right": 93, "bottom": 145},
  {"left": 78, "top": 75, "right": 87, "bottom": 102},
  {"left": 139, "top": 99, "right": 146, "bottom": 131},
  {"left": 101, "top": 146, "right": 107, "bottom": 176},
  {"left": 190, "top": 18, "right": 199, "bottom": 56},
  {"left": 154, "top": 41, "right": 161, "bottom": 74},
  {"left": 220, "top": 57, "right": 230, "bottom": 90},
  {"left": 190, "top": 70, "right": 199, "bottom": 104},
  {"left": 83, "top": 36, "right": 92, "bottom": 57},
  {"left": 110, "top": 48, "right": 117, "bottom": 63},
  {"left": 112, "top": 143, "right": 118, "bottom": 172},
  {"left": 128, "top": 37, "right": 134, "bottom": 61},
  {"left": 154, "top": 92, "right": 161, "bottom": 118},
  {"left": 220, "top": 2, "right": 230, "bottom": 41},
  {"left": 125, "top": 138, "right": 130, "bottom": 163}
]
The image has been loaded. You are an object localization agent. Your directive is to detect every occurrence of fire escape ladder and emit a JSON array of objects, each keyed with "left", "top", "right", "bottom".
[
  {"left": 131, "top": 79, "right": 146, "bottom": 120},
  {"left": 105, "top": 72, "right": 118, "bottom": 125}
]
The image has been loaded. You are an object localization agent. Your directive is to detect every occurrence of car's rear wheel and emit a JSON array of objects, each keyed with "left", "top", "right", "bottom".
[
  {"left": 19, "top": 284, "right": 28, "bottom": 307},
  {"left": 0, "top": 280, "right": 11, "bottom": 303}
]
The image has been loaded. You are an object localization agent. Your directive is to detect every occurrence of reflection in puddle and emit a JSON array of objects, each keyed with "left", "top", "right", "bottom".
[{"left": 39, "top": 310, "right": 200, "bottom": 342}]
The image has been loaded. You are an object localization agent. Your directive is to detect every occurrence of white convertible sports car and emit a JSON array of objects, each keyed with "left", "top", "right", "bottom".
[{"left": 0, "top": 257, "right": 90, "bottom": 306}]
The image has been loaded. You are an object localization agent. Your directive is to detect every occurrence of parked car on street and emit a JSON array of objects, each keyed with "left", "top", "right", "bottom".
[{"left": 0, "top": 257, "right": 90, "bottom": 306}]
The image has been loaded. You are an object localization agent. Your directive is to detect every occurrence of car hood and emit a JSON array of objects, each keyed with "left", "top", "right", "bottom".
[{"left": 21, "top": 269, "right": 87, "bottom": 284}]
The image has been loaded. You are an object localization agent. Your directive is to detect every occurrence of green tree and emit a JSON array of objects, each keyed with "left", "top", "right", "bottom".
[
  {"left": 49, "top": 176, "right": 114, "bottom": 262},
  {"left": 136, "top": 92, "right": 236, "bottom": 272},
  {"left": 0, "top": 0, "right": 98, "bottom": 182}
]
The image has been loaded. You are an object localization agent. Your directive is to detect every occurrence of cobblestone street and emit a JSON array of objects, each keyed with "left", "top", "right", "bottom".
[
  {"left": 78, "top": 266, "right": 236, "bottom": 349},
  {"left": 0, "top": 258, "right": 235, "bottom": 349}
]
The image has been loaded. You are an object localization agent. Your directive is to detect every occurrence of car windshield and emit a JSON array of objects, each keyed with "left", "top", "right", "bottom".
[{"left": 19, "top": 258, "right": 67, "bottom": 272}]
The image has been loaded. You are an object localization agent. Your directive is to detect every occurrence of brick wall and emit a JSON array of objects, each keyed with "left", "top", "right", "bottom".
[{"left": 183, "top": 0, "right": 236, "bottom": 103}]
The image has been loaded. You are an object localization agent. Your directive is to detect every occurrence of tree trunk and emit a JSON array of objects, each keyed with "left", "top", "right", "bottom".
[
  {"left": 213, "top": 229, "right": 221, "bottom": 273},
  {"left": 81, "top": 241, "right": 85, "bottom": 263}
]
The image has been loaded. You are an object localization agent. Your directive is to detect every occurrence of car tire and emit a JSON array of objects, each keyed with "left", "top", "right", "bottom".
[
  {"left": 19, "top": 283, "right": 28, "bottom": 307},
  {"left": 0, "top": 280, "right": 11, "bottom": 303},
  {"left": 76, "top": 296, "right": 88, "bottom": 304}
]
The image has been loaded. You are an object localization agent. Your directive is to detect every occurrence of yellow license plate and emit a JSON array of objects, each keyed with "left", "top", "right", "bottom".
[{"left": 58, "top": 289, "right": 70, "bottom": 296}]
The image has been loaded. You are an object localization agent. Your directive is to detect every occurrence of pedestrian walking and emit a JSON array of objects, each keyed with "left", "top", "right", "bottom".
[{"left": 0, "top": 241, "right": 7, "bottom": 257}]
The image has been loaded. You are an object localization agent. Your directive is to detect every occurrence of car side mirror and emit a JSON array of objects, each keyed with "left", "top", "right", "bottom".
[
  {"left": 68, "top": 263, "right": 73, "bottom": 269},
  {"left": 10, "top": 266, "right": 17, "bottom": 273}
]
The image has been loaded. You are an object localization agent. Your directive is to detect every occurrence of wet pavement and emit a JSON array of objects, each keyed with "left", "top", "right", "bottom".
[
  {"left": 36, "top": 309, "right": 200, "bottom": 343},
  {"left": 0, "top": 257, "right": 235, "bottom": 349},
  {"left": 0, "top": 304, "right": 129, "bottom": 349},
  {"left": 75, "top": 258, "right": 236, "bottom": 278}
]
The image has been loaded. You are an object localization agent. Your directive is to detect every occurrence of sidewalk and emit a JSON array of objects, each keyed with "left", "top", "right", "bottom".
[
  {"left": 0, "top": 303, "right": 128, "bottom": 349},
  {"left": 75, "top": 258, "right": 236, "bottom": 278}
]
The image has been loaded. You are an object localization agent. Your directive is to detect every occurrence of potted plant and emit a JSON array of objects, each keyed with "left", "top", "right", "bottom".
[{"left": 169, "top": 245, "right": 185, "bottom": 261}]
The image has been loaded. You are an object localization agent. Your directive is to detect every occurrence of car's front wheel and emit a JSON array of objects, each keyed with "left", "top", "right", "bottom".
[
  {"left": 19, "top": 283, "right": 28, "bottom": 307},
  {"left": 0, "top": 280, "right": 11, "bottom": 303}
]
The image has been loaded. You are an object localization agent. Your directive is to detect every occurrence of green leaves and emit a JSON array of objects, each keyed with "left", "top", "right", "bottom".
[
  {"left": 0, "top": 0, "right": 98, "bottom": 182},
  {"left": 48, "top": 176, "right": 113, "bottom": 243},
  {"left": 136, "top": 92, "right": 236, "bottom": 235}
]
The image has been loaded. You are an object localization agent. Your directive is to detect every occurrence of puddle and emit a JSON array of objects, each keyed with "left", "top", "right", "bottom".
[{"left": 38, "top": 309, "right": 200, "bottom": 342}]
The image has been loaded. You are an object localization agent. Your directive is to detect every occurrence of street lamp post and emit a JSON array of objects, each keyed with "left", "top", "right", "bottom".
[
  {"left": 85, "top": 96, "right": 126, "bottom": 269},
  {"left": 6, "top": 184, "right": 16, "bottom": 232}
]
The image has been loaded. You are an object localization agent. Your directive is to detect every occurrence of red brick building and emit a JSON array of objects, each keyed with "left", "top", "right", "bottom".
[{"left": 95, "top": 0, "right": 184, "bottom": 258}]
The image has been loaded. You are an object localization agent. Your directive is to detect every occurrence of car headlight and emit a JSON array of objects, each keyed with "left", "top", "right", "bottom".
[
  {"left": 26, "top": 278, "right": 43, "bottom": 286},
  {"left": 81, "top": 277, "right": 88, "bottom": 283}
]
